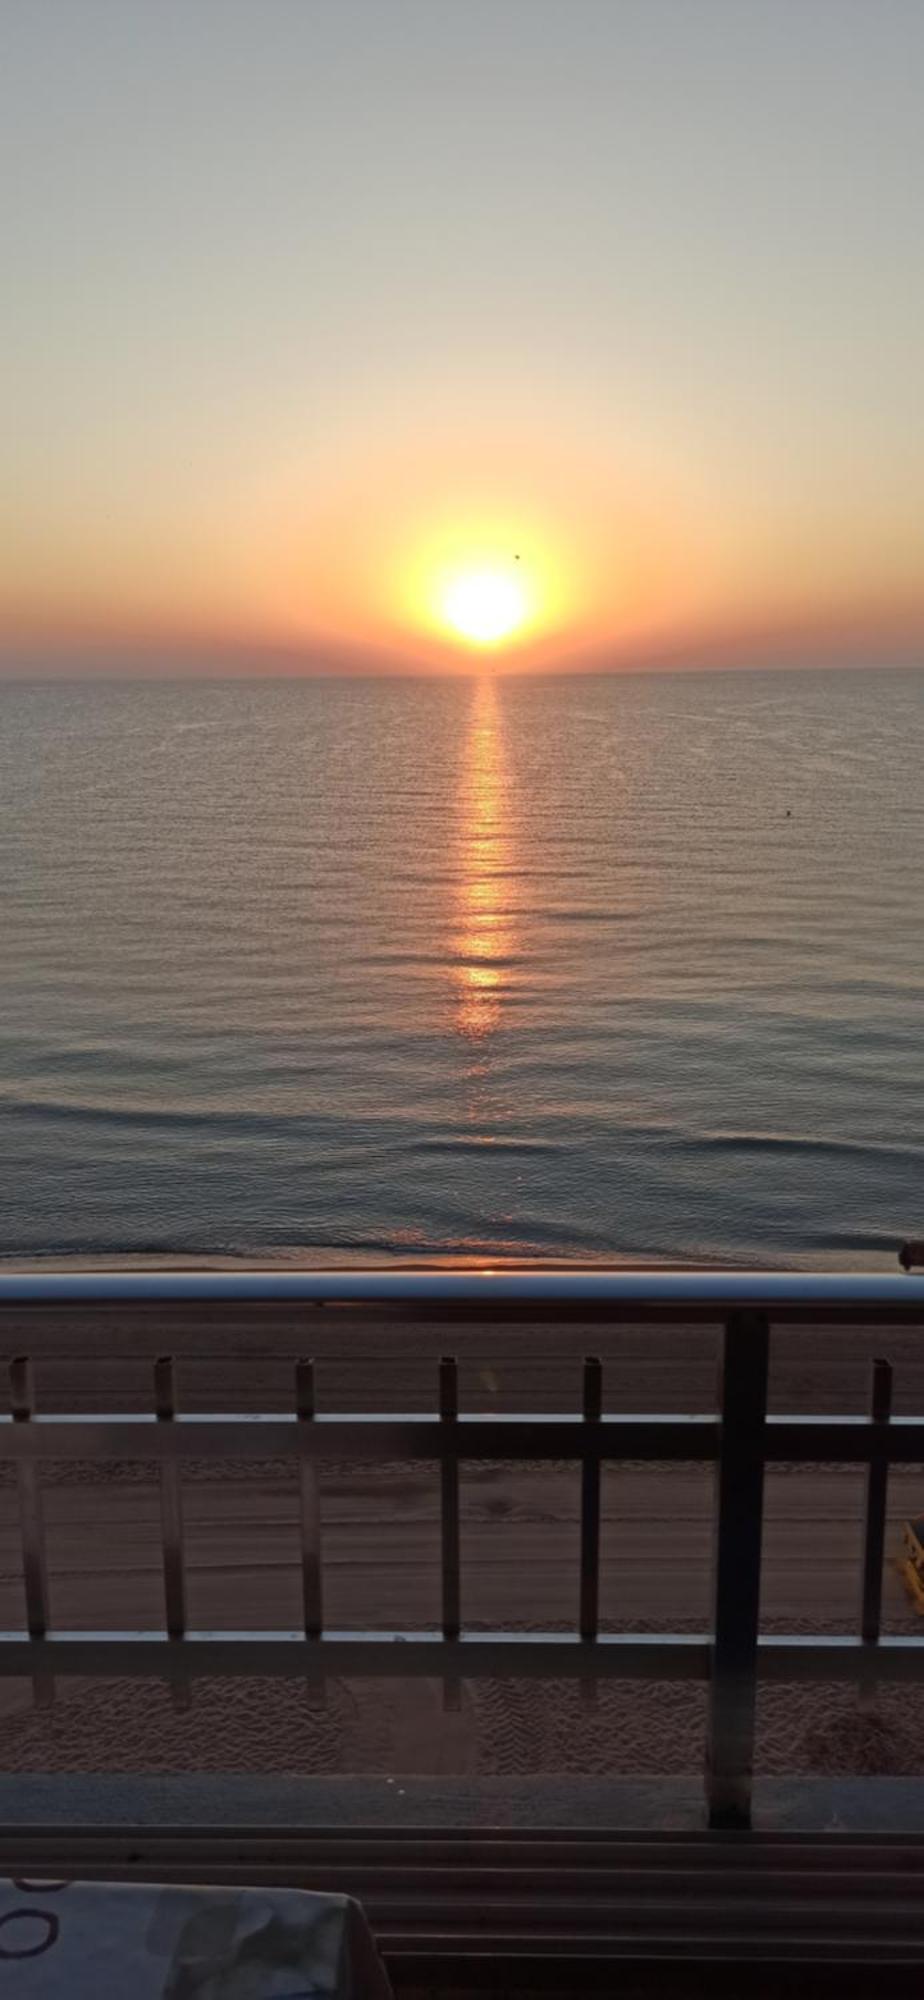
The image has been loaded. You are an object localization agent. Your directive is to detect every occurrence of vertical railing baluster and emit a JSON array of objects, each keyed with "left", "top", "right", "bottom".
[
  {"left": 296, "top": 1359, "right": 324, "bottom": 1639},
  {"left": 440, "top": 1357, "right": 461, "bottom": 1711},
  {"left": 155, "top": 1356, "right": 186, "bottom": 1644},
  {"left": 440, "top": 1357, "right": 461, "bottom": 1637},
  {"left": 706, "top": 1310, "right": 769, "bottom": 1830},
  {"left": 10, "top": 1358, "right": 53, "bottom": 1709},
  {"left": 579, "top": 1356, "right": 602, "bottom": 1638},
  {"left": 859, "top": 1357, "right": 892, "bottom": 1711},
  {"left": 579, "top": 1356, "right": 603, "bottom": 1707},
  {"left": 296, "top": 1358, "right": 326, "bottom": 1708}
]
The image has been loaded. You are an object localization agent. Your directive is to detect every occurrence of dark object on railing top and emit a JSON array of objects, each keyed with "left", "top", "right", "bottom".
[{"left": 900, "top": 1240, "right": 924, "bottom": 1271}]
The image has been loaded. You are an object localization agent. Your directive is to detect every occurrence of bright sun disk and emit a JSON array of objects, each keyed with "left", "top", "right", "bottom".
[{"left": 441, "top": 567, "right": 528, "bottom": 646}]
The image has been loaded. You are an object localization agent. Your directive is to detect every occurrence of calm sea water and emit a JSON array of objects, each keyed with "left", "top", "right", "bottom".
[{"left": 1, "top": 668, "right": 921, "bottom": 1267}]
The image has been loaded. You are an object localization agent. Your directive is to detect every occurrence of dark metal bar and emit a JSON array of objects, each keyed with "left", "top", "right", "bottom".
[
  {"left": 9, "top": 1358, "right": 53, "bottom": 1708},
  {"left": 0, "top": 1629, "right": 712, "bottom": 1679},
  {"left": 10, "top": 1408, "right": 924, "bottom": 1465},
  {"left": 10, "top": 1358, "right": 49, "bottom": 1639},
  {"left": 0, "top": 1412, "right": 722, "bottom": 1463},
  {"left": 154, "top": 1357, "right": 186, "bottom": 1641},
  {"left": 0, "top": 1627, "right": 920, "bottom": 1682},
  {"left": 296, "top": 1359, "right": 323, "bottom": 1640},
  {"left": 861, "top": 1359, "right": 892, "bottom": 1645},
  {"left": 706, "top": 1310, "right": 770, "bottom": 1831},
  {"left": 440, "top": 1358, "right": 461, "bottom": 1643},
  {"left": 579, "top": 1358, "right": 602, "bottom": 1643},
  {"left": 766, "top": 1414, "right": 916, "bottom": 1463},
  {"left": 859, "top": 1359, "right": 892, "bottom": 1711}
]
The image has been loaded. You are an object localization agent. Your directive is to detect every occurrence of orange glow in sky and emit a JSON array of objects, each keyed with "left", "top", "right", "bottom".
[
  {"left": 2, "top": 3, "right": 922, "bottom": 677},
  {"left": 252, "top": 435, "right": 722, "bottom": 674}
]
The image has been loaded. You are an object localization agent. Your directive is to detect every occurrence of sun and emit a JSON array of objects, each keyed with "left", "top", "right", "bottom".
[{"left": 441, "top": 566, "right": 529, "bottom": 647}]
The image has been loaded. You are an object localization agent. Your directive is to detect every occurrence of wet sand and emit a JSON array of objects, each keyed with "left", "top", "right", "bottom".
[{"left": 0, "top": 1300, "right": 922, "bottom": 1783}]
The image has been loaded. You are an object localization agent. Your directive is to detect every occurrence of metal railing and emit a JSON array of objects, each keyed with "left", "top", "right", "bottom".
[{"left": 2, "top": 1268, "right": 924, "bottom": 1831}]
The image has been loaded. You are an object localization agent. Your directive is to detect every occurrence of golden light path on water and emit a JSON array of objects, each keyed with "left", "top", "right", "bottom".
[{"left": 452, "top": 677, "right": 516, "bottom": 1042}]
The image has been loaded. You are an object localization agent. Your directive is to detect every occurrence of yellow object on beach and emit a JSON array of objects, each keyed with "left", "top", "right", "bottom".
[{"left": 900, "top": 1519, "right": 924, "bottom": 1614}]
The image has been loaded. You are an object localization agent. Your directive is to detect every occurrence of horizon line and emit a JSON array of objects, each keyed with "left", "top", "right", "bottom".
[{"left": 1, "top": 655, "right": 923, "bottom": 688}]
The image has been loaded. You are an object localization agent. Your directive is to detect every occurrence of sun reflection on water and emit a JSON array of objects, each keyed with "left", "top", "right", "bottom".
[{"left": 452, "top": 677, "right": 516, "bottom": 1040}]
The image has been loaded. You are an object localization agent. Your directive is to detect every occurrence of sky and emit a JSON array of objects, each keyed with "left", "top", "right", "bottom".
[{"left": 3, "top": 0, "right": 923, "bottom": 675}]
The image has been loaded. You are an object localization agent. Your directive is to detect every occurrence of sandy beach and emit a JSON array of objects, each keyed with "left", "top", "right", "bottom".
[{"left": 0, "top": 1295, "right": 922, "bottom": 1785}]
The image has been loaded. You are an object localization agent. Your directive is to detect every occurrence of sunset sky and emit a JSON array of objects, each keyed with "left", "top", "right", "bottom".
[{"left": 4, "top": 0, "right": 922, "bottom": 675}]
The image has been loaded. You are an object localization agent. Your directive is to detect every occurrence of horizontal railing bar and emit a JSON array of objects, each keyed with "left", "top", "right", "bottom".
[
  {"left": 759, "top": 1636, "right": 924, "bottom": 1679},
  {"left": 3, "top": 1827, "right": 922, "bottom": 1856},
  {"left": 0, "top": 1632, "right": 709, "bottom": 1679},
  {"left": 766, "top": 1417, "right": 924, "bottom": 1462},
  {"left": 2, "top": 1858, "right": 917, "bottom": 1893},
  {"left": 1, "top": 1269, "right": 923, "bottom": 1317},
  {"left": 3, "top": 1411, "right": 924, "bottom": 1464},
  {"left": 0, "top": 1630, "right": 921, "bottom": 1681},
  {"left": 0, "top": 1414, "right": 719, "bottom": 1461}
]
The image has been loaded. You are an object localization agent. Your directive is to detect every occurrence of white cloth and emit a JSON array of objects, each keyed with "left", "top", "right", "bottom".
[{"left": 0, "top": 1876, "right": 393, "bottom": 1997}]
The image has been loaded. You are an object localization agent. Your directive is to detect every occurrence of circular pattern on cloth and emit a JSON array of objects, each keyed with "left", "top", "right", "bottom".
[{"left": 0, "top": 1907, "right": 60, "bottom": 1957}]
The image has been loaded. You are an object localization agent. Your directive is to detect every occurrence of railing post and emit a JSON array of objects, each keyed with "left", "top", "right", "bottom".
[
  {"left": 296, "top": 1359, "right": 324, "bottom": 1638},
  {"left": 154, "top": 1356, "right": 187, "bottom": 1645},
  {"left": 296, "top": 1358, "right": 325, "bottom": 1707},
  {"left": 579, "top": 1357, "right": 602, "bottom": 1640},
  {"left": 579, "top": 1356, "right": 603, "bottom": 1706},
  {"left": 706, "top": 1310, "right": 769, "bottom": 1830},
  {"left": 10, "top": 1357, "right": 53, "bottom": 1709},
  {"left": 440, "top": 1357, "right": 461, "bottom": 1640},
  {"left": 859, "top": 1358, "right": 892, "bottom": 1711},
  {"left": 440, "top": 1357, "right": 461, "bottom": 1712}
]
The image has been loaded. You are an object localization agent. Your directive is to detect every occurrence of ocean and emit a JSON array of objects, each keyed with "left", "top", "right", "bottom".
[{"left": 1, "top": 666, "right": 921, "bottom": 1267}]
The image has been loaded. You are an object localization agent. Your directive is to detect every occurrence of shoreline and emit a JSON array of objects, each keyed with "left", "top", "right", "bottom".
[
  {"left": 0, "top": 1239, "right": 907, "bottom": 1276},
  {"left": 0, "top": 1247, "right": 880, "bottom": 1275}
]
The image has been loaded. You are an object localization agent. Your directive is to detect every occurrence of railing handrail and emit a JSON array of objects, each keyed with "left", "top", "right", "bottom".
[{"left": 1, "top": 1267, "right": 924, "bottom": 1313}]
